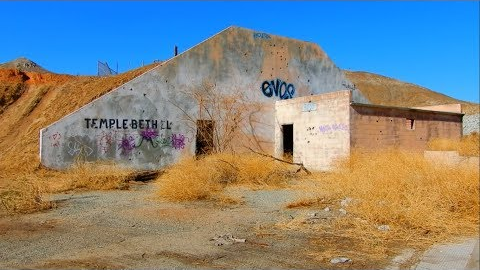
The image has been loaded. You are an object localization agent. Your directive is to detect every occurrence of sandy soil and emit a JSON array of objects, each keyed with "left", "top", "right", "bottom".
[{"left": 0, "top": 181, "right": 415, "bottom": 269}]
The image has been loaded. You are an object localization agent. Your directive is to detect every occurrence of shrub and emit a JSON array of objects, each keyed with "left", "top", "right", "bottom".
[{"left": 155, "top": 153, "right": 295, "bottom": 202}]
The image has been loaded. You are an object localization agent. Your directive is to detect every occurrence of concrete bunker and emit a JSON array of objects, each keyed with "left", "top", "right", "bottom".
[
  {"left": 274, "top": 90, "right": 463, "bottom": 171},
  {"left": 38, "top": 26, "right": 463, "bottom": 171}
]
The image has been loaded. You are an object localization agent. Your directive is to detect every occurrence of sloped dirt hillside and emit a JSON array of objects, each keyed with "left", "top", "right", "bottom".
[
  {"left": 0, "top": 63, "right": 160, "bottom": 182},
  {"left": 345, "top": 71, "right": 479, "bottom": 115}
]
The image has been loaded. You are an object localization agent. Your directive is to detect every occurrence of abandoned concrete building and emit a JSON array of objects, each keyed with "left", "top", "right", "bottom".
[{"left": 39, "top": 26, "right": 463, "bottom": 171}]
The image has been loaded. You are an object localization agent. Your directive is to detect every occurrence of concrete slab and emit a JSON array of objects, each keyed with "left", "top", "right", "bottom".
[{"left": 414, "top": 238, "right": 479, "bottom": 270}]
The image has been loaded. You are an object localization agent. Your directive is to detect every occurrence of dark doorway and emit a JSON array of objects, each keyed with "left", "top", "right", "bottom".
[
  {"left": 282, "top": 124, "right": 293, "bottom": 161},
  {"left": 196, "top": 120, "right": 215, "bottom": 157}
]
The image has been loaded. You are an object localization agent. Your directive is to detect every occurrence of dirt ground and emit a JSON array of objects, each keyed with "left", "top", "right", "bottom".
[{"left": 0, "top": 181, "right": 422, "bottom": 270}]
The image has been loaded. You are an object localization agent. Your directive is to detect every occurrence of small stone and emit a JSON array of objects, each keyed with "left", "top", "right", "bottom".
[
  {"left": 330, "top": 257, "right": 351, "bottom": 264},
  {"left": 307, "top": 212, "right": 319, "bottom": 218},
  {"left": 210, "top": 234, "right": 246, "bottom": 246},
  {"left": 339, "top": 208, "right": 347, "bottom": 215},
  {"left": 340, "top": 197, "right": 353, "bottom": 207},
  {"left": 378, "top": 225, "right": 390, "bottom": 231},
  {"left": 233, "top": 238, "right": 246, "bottom": 243},
  {"left": 323, "top": 207, "right": 330, "bottom": 212}
]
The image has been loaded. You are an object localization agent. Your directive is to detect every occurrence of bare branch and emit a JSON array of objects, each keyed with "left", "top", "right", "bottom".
[{"left": 246, "top": 147, "right": 312, "bottom": 175}]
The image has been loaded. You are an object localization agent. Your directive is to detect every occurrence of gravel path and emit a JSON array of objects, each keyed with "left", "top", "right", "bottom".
[
  {"left": 1, "top": 181, "right": 475, "bottom": 269},
  {"left": 0, "top": 182, "right": 318, "bottom": 269}
]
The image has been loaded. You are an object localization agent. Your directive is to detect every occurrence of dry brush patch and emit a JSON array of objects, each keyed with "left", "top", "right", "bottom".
[
  {"left": 428, "top": 132, "right": 479, "bottom": 156},
  {"left": 155, "top": 153, "right": 296, "bottom": 202},
  {"left": 285, "top": 149, "right": 479, "bottom": 266},
  {"left": 57, "top": 162, "right": 135, "bottom": 191},
  {"left": 0, "top": 174, "right": 54, "bottom": 215},
  {"left": 0, "top": 163, "right": 139, "bottom": 215}
]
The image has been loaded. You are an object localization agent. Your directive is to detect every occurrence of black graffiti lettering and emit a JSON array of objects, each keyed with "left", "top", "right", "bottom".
[
  {"left": 98, "top": 119, "right": 107, "bottom": 129},
  {"left": 91, "top": 118, "right": 98, "bottom": 128},
  {"left": 261, "top": 78, "right": 295, "bottom": 100},
  {"left": 108, "top": 119, "right": 115, "bottom": 129},
  {"left": 85, "top": 118, "right": 91, "bottom": 128},
  {"left": 84, "top": 118, "right": 168, "bottom": 130}
]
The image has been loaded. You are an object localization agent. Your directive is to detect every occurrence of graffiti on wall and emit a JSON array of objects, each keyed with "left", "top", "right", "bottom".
[
  {"left": 171, "top": 134, "right": 186, "bottom": 150},
  {"left": 48, "top": 132, "right": 62, "bottom": 147},
  {"left": 135, "top": 128, "right": 188, "bottom": 150},
  {"left": 119, "top": 135, "right": 136, "bottom": 155},
  {"left": 97, "top": 131, "right": 115, "bottom": 154},
  {"left": 84, "top": 118, "right": 172, "bottom": 130},
  {"left": 318, "top": 123, "right": 348, "bottom": 134},
  {"left": 48, "top": 115, "right": 193, "bottom": 161},
  {"left": 53, "top": 125, "right": 191, "bottom": 159},
  {"left": 306, "top": 123, "right": 348, "bottom": 136},
  {"left": 342, "top": 82, "right": 357, "bottom": 91},
  {"left": 253, "top": 32, "right": 271, "bottom": 39},
  {"left": 67, "top": 140, "right": 94, "bottom": 157},
  {"left": 261, "top": 79, "right": 296, "bottom": 100}
]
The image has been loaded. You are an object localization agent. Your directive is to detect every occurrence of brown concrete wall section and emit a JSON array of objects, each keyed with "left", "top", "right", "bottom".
[
  {"left": 413, "top": 104, "right": 462, "bottom": 113},
  {"left": 350, "top": 105, "right": 463, "bottom": 151},
  {"left": 275, "top": 90, "right": 351, "bottom": 171}
]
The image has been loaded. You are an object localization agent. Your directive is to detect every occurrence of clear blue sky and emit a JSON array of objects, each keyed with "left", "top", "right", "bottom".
[{"left": 1, "top": 1, "right": 479, "bottom": 103}]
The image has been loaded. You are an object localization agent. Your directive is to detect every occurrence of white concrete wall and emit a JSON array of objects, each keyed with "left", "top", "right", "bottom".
[{"left": 274, "top": 90, "right": 351, "bottom": 171}]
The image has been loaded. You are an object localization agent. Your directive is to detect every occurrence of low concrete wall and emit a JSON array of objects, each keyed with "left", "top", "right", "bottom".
[
  {"left": 424, "top": 151, "right": 479, "bottom": 167},
  {"left": 413, "top": 104, "right": 462, "bottom": 113},
  {"left": 350, "top": 105, "right": 463, "bottom": 151}
]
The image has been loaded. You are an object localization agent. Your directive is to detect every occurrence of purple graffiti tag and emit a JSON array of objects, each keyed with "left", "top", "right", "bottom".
[
  {"left": 98, "top": 131, "right": 116, "bottom": 154},
  {"left": 119, "top": 135, "right": 136, "bottom": 155},
  {"left": 140, "top": 128, "right": 159, "bottom": 140},
  {"left": 318, "top": 123, "right": 348, "bottom": 134},
  {"left": 332, "top": 123, "right": 348, "bottom": 131},
  {"left": 138, "top": 128, "right": 159, "bottom": 148},
  {"left": 49, "top": 132, "right": 62, "bottom": 147},
  {"left": 319, "top": 125, "right": 332, "bottom": 134},
  {"left": 171, "top": 134, "right": 186, "bottom": 150}
]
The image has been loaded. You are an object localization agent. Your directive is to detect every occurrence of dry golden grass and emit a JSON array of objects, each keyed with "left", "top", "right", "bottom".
[
  {"left": 60, "top": 162, "right": 135, "bottom": 191},
  {"left": 286, "top": 149, "right": 479, "bottom": 265},
  {"left": 155, "top": 153, "right": 295, "bottom": 202},
  {"left": 0, "top": 163, "right": 137, "bottom": 215},
  {"left": 0, "top": 174, "right": 54, "bottom": 214},
  {"left": 428, "top": 132, "right": 479, "bottom": 156}
]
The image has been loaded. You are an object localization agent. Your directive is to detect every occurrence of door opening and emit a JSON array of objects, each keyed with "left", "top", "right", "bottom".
[
  {"left": 282, "top": 124, "right": 293, "bottom": 162},
  {"left": 196, "top": 120, "right": 214, "bottom": 157}
]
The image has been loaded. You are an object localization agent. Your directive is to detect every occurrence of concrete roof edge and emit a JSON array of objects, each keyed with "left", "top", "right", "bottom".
[
  {"left": 38, "top": 26, "right": 236, "bottom": 133},
  {"left": 350, "top": 102, "right": 465, "bottom": 116}
]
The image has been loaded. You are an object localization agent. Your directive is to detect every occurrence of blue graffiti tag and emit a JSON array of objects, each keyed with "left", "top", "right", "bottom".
[
  {"left": 253, "top": 32, "right": 271, "bottom": 39},
  {"left": 261, "top": 79, "right": 295, "bottom": 100}
]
